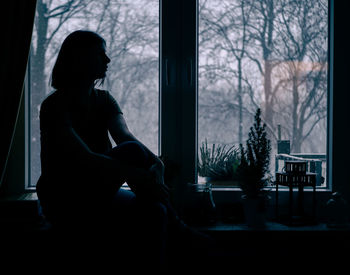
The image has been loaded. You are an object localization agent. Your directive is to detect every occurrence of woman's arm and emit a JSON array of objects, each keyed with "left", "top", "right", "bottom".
[
  {"left": 62, "top": 125, "right": 152, "bottom": 182},
  {"left": 108, "top": 113, "right": 162, "bottom": 165},
  {"left": 108, "top": 113, "right": 169, "bottom": 201},
  {"left": 40, "top": 94, "right": 154, "bottom": 188},
  {"left": 44, "top": 109, "right": 152, "bottom": 184}
]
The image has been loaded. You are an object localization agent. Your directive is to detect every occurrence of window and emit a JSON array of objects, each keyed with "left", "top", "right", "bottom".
[
  {"left": 27, "top": 0, "right": 330, "bottom": 192},
  {"left": 198, "top": 0, "right": 329, "bottom": 188},
  {"left": 28, "top": 0, "right": 159, "bottom": 187}
]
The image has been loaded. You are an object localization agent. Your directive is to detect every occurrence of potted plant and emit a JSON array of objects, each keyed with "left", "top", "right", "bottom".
[
  {"left": 198, "top": 139, "right": 240, "bottom": 187},
  {"left": 238, "top": 108, "right": 271, "bottom": 229}
]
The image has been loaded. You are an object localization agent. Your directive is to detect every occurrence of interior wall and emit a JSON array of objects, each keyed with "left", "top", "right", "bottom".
[
  {"left": 332, "top": 0, "right": 350, "bottom": 203},
  {"left": 0, "top": 90, "right": 26, "bottom": 197}
]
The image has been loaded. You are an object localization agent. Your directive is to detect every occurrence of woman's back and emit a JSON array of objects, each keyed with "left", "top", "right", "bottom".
[{"left": 37, "top": 88, "right": 123, "bottom": 222}]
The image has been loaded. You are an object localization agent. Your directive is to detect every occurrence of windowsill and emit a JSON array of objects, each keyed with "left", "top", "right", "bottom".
[
  {"left": 1, "top": 189, "right": 348, "bottom": 234},
  {"left": 0, "top": 190, "right": 38, "bottom": 201},
  {"left": 196, "top": 220, "right": 350, "bottom": 232},
  {"left": 211, "top": 186, "right": 332, "bottom": 192},
  {"left": 17, "top": 185, "right": 332, "bottom": 206}
]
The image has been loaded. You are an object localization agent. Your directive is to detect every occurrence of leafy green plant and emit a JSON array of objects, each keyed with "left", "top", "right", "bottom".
[
  {"left": 238, "top": 108, "right": 271, "bottom": 198},
  {"left": 198, "top": 139, "right": 240, "bottom": 180}
]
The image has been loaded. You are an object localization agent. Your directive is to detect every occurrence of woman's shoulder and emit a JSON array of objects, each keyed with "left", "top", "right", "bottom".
[
  {"left": 40, "top": 90, "right": 70, "bottom": 113},
  {"left": 94, "top": 88, "right": 123, "bottom": 114}
]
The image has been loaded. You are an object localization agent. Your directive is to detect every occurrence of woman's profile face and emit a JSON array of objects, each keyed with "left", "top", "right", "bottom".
[{"left": 82, "top": 42, "right": 111, "bottom": 81}]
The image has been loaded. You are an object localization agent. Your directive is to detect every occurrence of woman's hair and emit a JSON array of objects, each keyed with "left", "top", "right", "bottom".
[{"left": 51, "top": 30, "right": 106, "bottom": 89}]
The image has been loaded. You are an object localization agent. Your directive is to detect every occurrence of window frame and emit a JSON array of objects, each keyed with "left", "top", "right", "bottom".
[
  {"left": 160, "top": 0, "right": 198, "bottom": 211},
  {"left": 326, "top": 0, "right": 334, "bottom": 192},
  {"left": 158, "top": 0, "right": 334, "bottom": 209},
  {"left": 23, "top": 0, "right": 334, "bottom": 204},
  {"left": 193, "top": 0, "right": 333, "bottom": 193},
  {"left": 25, "top": 53, "right": 32, "bottom": 191}
]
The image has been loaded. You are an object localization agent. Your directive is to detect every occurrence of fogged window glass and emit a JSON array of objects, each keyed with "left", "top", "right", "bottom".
[
  {"left": 198, "top": 0, "right": 328, "bottom": 187},
  {"left": 30, "top": 0, "right": 159, "bottom": 186}
]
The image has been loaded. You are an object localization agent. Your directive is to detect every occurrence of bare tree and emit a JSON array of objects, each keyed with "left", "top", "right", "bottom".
[
  {"left": 91, "top": 0, "right": 159, "bottom": 151},
  {"left": 198, "top": 0, "right": 328, "bottom": 155},
  {"left": 30, "top": 0, "right": 92, "bottom": 184},
  {"left": 31, "top": 0, "right": 91, "bottom": 102},
  {"left": 199, "top": 0, "right": 254, "bottom": 144},
  {"left": 273, "top": 0, "right": 328, "bottom": 152}
]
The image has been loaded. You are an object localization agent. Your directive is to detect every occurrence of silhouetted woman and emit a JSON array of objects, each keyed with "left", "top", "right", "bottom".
[
  {"left": 35, "top": 30, "right": 173, "bottom": 268},
  {"left": 36, "top": 30, "right": 212, "bottom": 270}
]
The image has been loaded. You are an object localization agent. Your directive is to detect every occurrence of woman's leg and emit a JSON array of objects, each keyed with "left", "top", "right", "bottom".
[
  {"left": 107, "top": 142, "right": 168, "bottom": 269},
  {"left": 109, "top": 188, "right": 168, "bottom": 270},
  {"left": 106, "top": 141, "right": 153, "bottom": 169},
  {"left": 106, "top": 141, "right": 161, "bottom": 200}
]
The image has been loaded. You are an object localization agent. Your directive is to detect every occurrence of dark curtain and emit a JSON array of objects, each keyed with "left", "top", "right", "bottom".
[{"left": 0, "top": 0, "right": 37, "bottom": 186}]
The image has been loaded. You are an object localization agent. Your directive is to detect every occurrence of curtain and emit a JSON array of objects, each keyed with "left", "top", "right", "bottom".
[{"left": 0, "top": 0, "right": 37, "bottom": 187}]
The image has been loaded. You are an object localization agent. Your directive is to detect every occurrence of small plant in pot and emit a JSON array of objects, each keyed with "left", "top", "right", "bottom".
[
  {"left": 198, "top": 139, "right": 240, "bottom": 186},
  {"left": 238, "top": 108, "right": 271, "bottom": 229}
]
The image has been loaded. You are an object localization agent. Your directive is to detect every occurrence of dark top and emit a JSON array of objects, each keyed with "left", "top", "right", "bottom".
[{"left": 36, "top": 88, "right": 123, "bottom": 221}]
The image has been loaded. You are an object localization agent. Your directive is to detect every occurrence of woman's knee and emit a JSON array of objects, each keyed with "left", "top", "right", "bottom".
[
  {"left": 108, "top": 141, "right": 152, "bottom": 167},
  {"left": 113, "top": 189, "right": 137, "bottom": 208}
]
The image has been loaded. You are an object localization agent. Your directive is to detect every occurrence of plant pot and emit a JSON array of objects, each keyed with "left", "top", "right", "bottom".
[
  {"left": 242, "top": 195, "right": 266, "bottom": 229},
  {"left": 201, "top": 177, "right": 241, "bottom": 187},
  {"left": 209, "top": 179, "right": 241, "bottom": 187}
]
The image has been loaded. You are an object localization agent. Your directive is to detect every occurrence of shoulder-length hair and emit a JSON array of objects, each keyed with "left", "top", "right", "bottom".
[{"left": 51, "top": 30, "right": 106, "bottom": 89}]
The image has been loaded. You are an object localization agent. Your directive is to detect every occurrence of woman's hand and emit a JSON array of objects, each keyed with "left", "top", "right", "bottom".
[
  {"left": 149, "top": 158, "right": 170, "bottom": 202},
  {"left": 150, "top": 158, "right": 165, "bottom": 184},
  {"left": 126, "top": 159, "right": 169, "bottom": 203}
]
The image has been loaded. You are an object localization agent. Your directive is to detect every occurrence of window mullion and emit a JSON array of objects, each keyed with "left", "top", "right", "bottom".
[{"left": 160, "top": 0, "right": 197, "bottom": 212}]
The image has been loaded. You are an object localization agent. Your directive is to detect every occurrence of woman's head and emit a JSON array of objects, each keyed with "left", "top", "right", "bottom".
[{"left": 51, "top": 30, "right": 110, "bottom": 89}]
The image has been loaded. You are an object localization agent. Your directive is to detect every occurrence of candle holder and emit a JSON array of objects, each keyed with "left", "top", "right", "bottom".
[{"left": 275, "top": 161, "right": 317, "bottom": 225}]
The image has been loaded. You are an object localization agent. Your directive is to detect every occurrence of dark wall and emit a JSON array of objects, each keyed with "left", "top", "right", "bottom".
[{"left": 333, "top": 0, "right": 350, "bottom": 203}]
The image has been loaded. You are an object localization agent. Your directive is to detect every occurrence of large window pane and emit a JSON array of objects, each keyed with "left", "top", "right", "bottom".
[
  {"left": 198, "top": 0, "right": 328, "bottom": 187},
  {"left": 29, "top": 0, "right": 159, "bottom": 186}
]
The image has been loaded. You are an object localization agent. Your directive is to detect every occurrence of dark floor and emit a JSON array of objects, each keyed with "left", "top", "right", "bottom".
[{"left": 0, "top": 195, "right": 349, "bottom": 273}]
